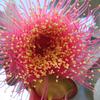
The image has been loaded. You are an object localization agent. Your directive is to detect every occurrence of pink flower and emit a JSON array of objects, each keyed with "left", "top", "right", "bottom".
[{"left": 0, "top": 0, "right": 99, "bottom": 100}]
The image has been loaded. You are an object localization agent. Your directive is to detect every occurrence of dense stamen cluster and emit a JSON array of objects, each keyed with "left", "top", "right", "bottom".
[
  {"left": 0, "top": 14, "right": 95, "bottom": 89},
  {"left": 0, "top": 0, "right": 100, "bottom": 99}
]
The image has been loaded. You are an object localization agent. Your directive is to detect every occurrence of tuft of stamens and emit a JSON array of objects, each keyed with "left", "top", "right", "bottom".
[{"left": 0, "top": 0, "right": 100, "bottom": 100}]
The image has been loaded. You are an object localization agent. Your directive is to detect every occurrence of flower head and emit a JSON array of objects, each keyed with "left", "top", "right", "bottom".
[{"left": 0, "top": 0, "right": 100, "bottom": 100}]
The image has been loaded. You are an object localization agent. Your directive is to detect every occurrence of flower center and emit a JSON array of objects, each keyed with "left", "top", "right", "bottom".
[{"left": 34, "top": 34, "right": 53, "bottom": 56}]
